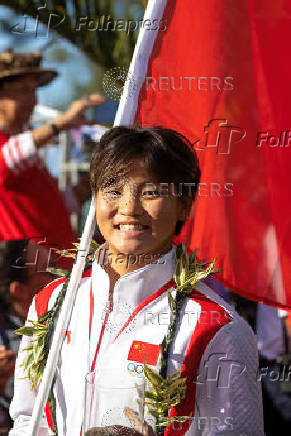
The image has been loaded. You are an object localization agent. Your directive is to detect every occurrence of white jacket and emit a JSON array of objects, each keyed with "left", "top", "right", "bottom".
[{"left": 10, "top": 245, "right": 264, "bottom": 436}]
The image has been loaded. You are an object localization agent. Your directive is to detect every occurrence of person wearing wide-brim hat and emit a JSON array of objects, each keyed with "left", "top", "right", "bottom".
[
  {"left": 0, "top": 48, "right": 105, "bottom": 252},
  {"left": 0, "top": 49, "right": 57, "bottom": 87}
]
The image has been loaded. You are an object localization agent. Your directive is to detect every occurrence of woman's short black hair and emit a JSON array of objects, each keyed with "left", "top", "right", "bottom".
[{"left": 90, "top": 126, "right": 201, "bottom": 235}]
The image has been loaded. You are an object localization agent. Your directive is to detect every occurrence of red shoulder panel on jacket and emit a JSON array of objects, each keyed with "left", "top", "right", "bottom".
[
  {"left": 166, "top": 287, "right": 232, "bottom": 436},
  {"left": 35, "top": 277, "right": 66, "bottom": 319},
  {"left": 34, "top": 267, "right": 92, "bottom": 318}
]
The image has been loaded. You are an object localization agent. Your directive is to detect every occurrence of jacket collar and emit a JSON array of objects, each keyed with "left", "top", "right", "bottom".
[{"left": 91, "top": 243, "right": 176, "bottom": 308}]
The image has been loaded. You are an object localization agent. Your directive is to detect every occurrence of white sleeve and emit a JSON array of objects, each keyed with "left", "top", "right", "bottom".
[
  {"left": 9, "top": 298, "right": 50, "bottom": 436},
  {"left": 189, "top": 317, "right": 264, "bottom": 436},
  {"left": 1, "top": 131, "right": 37, "bottom": 172}
]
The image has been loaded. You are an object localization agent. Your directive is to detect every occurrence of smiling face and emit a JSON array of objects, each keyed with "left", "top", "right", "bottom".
[
  {"left": 91, "top": 126, "right": 201, "bottom": 274},
  {"left": 96, "top": 159, "right": 186, "bottom": 261}
]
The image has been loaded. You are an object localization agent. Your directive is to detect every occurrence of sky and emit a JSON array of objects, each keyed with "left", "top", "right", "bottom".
[
  {"left": 0, "top": 5, "right": 103, "bottom": 109},
  {"left": 0, "top": 2, "right": 143, "bottom": 111}
]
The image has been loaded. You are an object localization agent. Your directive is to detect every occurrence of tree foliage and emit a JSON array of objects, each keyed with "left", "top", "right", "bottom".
[{"left": 1, "top": 0, "right": 145, "bottom": 68}]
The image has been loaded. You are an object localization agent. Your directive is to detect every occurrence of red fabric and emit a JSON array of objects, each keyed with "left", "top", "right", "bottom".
[
  {"left": 45, "top": 402, "right": 54, "bottom": 432},
  {"left": 127, "top": 341, "right": 161, "bottom": 366},
  {"left": 136, "top": 0, "right": 291, "bottom": 308},
  {"left": 35, "top": 267, "right": 92, "bottom": 317},
  {"left": 35, "top": 277, "right": 67, "bottom": 318},
  {"left": 166, "top": 289, "right": 232, "bottom": 436},
  {"left": 0, "top": 132, "right": 74, "bottom": 255}
]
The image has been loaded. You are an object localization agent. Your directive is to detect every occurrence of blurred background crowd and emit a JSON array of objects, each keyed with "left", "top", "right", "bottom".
[{"left": 0, "top": 1, "right": 290, "bottom": 436}]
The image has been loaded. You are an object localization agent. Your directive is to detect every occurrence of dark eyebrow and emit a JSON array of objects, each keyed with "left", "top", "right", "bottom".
[
  {"left": 101, "top": 178, "right": 160, "bottom": 190},
  {"left": 101, "top": 177, "right": 120, "bottom": 189}
]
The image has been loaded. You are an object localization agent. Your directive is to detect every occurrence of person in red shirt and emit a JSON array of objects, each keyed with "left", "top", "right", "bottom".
[{"left": 0, "top": 49, "right": 105, "bottom": 254}]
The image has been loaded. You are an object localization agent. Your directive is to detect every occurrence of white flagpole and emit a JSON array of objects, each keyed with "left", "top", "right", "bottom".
[
  {"left": 28, "top": 198, "right": 96, "bottom": 436},
  {"left": 28, "top": 1, "right": 168, "bottom": 435}
]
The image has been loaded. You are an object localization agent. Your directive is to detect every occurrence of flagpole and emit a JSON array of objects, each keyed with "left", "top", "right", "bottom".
[
  {"left": 28, "top": 1, "right": 168, "bottom": 434},
  {"left": 28, "top": 198, "right": 96, "bottom": 436},
  {"left": 115, "top": 0, "right": 168, "bottom": 125}
]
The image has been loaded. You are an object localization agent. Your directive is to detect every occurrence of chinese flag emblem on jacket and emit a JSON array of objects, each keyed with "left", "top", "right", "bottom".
[{"left": 128, "top": 341, "right": 161, "bottom": 366}]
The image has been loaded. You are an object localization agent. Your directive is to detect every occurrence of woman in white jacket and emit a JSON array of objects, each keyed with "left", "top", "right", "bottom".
[{"left": 10, "top": 126, "right": 264, "bottom": 436}]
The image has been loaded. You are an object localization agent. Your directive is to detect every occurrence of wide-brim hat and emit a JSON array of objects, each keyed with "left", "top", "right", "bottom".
[{"left": 0, "top": 49, "right": 58, "bottom": 87}]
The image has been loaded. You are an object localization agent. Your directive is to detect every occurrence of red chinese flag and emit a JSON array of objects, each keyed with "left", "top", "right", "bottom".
[
  {"left": 124, "top": 0, "right": 291, "bottom": 308},
  {"left": 128, "top": 341, "right": 161, "bottom": 365}
]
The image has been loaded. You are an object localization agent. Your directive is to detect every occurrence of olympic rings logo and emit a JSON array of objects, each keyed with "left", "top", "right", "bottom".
[{"left": 127, "top": 362, "right": 144, "bottom": 377}]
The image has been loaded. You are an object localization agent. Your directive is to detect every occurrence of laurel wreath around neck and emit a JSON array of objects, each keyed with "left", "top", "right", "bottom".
[{"left": 15, "top": 242, "right": 217, "bottom": 436}]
